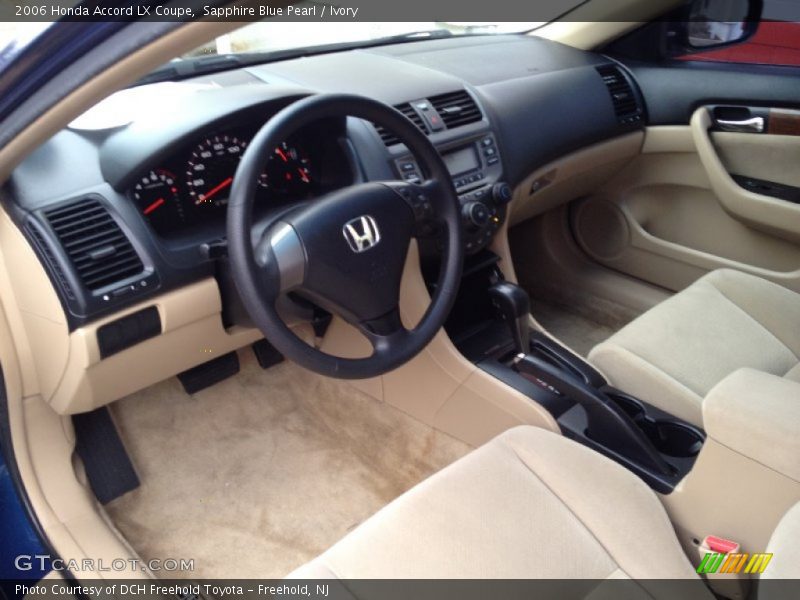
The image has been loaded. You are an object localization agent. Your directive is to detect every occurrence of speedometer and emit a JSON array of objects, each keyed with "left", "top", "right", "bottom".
[{"left": 185, "top": 134, "right": 246, "bottom": 207}]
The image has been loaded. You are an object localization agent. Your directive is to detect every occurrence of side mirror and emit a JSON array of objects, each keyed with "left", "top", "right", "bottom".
[{"left": 667, "top": 0, "right": 762, "bottom": 56}]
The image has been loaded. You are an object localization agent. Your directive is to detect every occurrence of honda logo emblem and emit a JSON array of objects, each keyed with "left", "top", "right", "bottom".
[{"left": 342, "top": 215, "right": 381, "bottom": 253}]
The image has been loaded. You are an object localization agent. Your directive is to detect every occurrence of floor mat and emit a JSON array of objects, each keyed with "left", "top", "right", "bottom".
[
  {"left": 530, "top": 298, "right": 619, "bottom": 357},
  {"left": 106, "top": 350, "right": 470, "bottom": 579}
]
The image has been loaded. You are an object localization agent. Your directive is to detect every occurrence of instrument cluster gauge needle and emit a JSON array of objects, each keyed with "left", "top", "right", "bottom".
[
  {"left": 197, "top": 176, "right": 233, "bottom": 205},
  {"left": 143, "top": 197, "right": 165, "bottom": 215}
]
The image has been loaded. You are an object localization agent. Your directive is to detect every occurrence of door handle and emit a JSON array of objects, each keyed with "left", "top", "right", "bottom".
[{"left": 715, "top": 116, "right": 765, "bottom": 133}]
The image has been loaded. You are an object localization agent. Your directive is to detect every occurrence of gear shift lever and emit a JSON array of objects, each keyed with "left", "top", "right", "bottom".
[
  {"left": 486, "top": 284, "right": 673, "bottom": 476},
  {"left": 488, "top": 281, "right": 531, "bottom": 355}
]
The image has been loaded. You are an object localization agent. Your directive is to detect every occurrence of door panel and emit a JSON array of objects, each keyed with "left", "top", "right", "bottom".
[
  {"left": 691, "top": 106, "right": 800, "bottom": 243},
  {"left": 572, "top": 121, "right": 800, "bottom": 293}
]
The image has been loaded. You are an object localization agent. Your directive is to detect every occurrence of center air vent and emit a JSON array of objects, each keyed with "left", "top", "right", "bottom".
[
  {"left": 430, "top": 90, "right": 482, "bottom": 129},
  {"left": 375, "top": 103, "right": 429, "bottom": 146},
  {"left": 374, "top": 91, "right": 483, "bottom": 146},
  {"left": 44, "top": 198, "right": 144, "bottom": 292},
  {"left": 596, "top": 64, "right": 643, "bottom": 125}
]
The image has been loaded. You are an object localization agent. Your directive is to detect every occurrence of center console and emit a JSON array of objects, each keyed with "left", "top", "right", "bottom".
[
  {"left": 433, "top": 253, "right": 706, "bottom": 493},
  {"left": 402, "top": 123, "right": 704, "bottom": 493},
  {"left": 393, "top": 133, "right": 511, "bottom": 255}
]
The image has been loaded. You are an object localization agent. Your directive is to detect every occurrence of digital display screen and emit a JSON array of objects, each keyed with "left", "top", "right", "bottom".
[{"left": 442, "top": 146, "right": 479, "bottom": 177}]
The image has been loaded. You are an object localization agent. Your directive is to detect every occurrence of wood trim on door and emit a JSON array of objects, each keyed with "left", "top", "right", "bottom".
[{"left": 768, "top": 108, "right": 800, "bottom": 136}]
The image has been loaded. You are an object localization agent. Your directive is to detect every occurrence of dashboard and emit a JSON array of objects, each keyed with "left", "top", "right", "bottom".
[{"left": 4, "top": 34, "right": 645, "bottom": 329}]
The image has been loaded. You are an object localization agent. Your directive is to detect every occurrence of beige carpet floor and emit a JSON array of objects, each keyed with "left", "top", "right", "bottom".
[
  {"left": 530, "top": 298, "right": 619, "bottom": 357},
  {"left": 106, "top": 349, "right": 470, "bottom": 579}
]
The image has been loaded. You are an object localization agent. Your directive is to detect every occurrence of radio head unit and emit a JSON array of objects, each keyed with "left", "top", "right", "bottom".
[
  {"left": 394, "top": 133, "right": 509, "bottom": 255},
  {"left": 395, "top": 133, "right": 502, "bottom": 193}
]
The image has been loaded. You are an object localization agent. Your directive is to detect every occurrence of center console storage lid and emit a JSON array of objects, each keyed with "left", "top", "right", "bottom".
[{"left": 703, "top": 368, "right": 800, "bottom": 482}]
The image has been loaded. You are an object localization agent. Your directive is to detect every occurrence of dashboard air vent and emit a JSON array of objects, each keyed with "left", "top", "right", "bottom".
[
  {"left": 44, "top": 198, "right": 144, "bottom": 292},
  {"left": 596, "top": 65, "right": 642, "bottom": 124},
  {"left": 430, "top": 90, "right": 482, "bottom": 129},
  {"left": 24, "top": 223, "right": 76, "bottom": 301},
  {"left": 375, "top": 103, "right": 429, "bottom": 146}
]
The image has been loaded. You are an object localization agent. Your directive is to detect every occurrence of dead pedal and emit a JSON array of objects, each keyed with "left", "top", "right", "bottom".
[{"left": 73, "top": 407, "right": 140, "bottom": 504}]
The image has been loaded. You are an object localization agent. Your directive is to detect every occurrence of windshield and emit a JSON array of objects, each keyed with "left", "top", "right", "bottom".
[
  {"left": 182, "top": 22, "right": 544, "bottom": 59},
  {"left": 0, "top": 23, "right": 51, "bottom": 73}
]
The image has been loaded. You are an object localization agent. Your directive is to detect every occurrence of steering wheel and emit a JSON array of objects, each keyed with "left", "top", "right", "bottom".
[{"left": 227, "top": 94, "right": 464, "bottom": 379}]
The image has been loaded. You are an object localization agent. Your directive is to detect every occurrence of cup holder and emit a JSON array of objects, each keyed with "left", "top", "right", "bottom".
[
  {"left": 639, "top": 420, "right": 704, "bottom": 458},
  {"left": 605, "top": 391, "right": 646, "bottom": 421},
  {"left": 604, "top": 388, "right": 704, "bottom": 458}
]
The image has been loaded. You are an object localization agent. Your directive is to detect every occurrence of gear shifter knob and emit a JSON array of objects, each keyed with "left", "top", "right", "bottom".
[{"left": 488, "top": 281, "right": 531, "bottom": 355}]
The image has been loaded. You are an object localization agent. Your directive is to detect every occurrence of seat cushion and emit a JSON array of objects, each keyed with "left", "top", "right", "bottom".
[
  {"left": 588, "top": 269, "right": 800, "bottom": 427},
  {"left": 289, "top": 426, "right": 708, "bottom": 589}
]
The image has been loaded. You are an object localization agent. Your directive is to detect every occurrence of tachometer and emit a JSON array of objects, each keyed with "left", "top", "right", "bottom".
[
  {"left": 186, "top": 134, "right": 246, "bottom": 207},
  {"left": 132, "top": 169, "right": 184, "bottom": 233}
]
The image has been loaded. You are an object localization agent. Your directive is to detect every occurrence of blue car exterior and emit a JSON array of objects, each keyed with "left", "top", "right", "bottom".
[{"left": 1, "top": 369, "right": 51, "bottom": 592}]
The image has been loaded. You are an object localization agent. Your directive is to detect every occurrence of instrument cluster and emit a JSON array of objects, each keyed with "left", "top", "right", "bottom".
[{"left": 128, "top": 123, "right": 351, "bottom": 238}]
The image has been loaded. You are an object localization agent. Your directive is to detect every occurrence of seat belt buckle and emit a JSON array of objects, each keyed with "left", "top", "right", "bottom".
[
  {"left": 701, "top": 535, "right": 740, "bottom": 555},
  {"left": 696, "top": 535, "right": 749, "bottom": 600}
]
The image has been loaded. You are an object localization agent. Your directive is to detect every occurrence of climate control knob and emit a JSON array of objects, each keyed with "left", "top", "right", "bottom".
[
  {"left": 492, "top": 182, "right": 513, "bottom": 205},
  {"left": 463, "top": 201, "right": 491, "bottom": 229}
]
